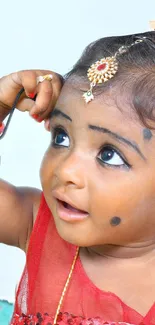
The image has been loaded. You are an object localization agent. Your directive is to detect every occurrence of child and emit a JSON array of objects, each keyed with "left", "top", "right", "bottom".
[{"left": 1, "top": 31, "right": 155, "bottom": 325}]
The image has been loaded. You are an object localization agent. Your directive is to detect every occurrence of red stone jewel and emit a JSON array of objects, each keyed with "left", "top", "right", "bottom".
[{"left": 97, "top": 63, "right": 107, "bottom": 71}]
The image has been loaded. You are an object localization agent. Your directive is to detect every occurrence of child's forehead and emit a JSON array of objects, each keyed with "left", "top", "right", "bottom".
[
  {"left": 55, "top": 82, "right": 155, "bottom": 151},
  {"left": 57, "top": 80, "right": 155, "bottom": 138},
  {"left": 58, "top": 81, "right": 137, "bottom": 123}
]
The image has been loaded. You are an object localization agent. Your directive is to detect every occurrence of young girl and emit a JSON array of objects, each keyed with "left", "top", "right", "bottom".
[{"left": 1, "top": 31, "right": 155, "bottom": 325}]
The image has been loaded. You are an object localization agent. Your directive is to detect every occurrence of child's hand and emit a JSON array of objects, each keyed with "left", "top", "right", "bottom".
[{"left": 0, "top": 70, "right": 63, "bottom": 124}]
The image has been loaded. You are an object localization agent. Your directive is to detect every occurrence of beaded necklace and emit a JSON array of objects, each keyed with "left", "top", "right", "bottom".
[{"left": 53, "top": 246, "right": 80, "bottom": 324}]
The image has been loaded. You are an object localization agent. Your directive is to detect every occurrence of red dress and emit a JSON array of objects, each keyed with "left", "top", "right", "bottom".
[{"left": 11, "top": 194, "right": 155, "bottom": 325}]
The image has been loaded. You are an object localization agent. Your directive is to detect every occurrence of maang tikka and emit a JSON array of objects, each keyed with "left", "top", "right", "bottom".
[{"left": 83, "top": 37, "right": 146, "bottom": 103}]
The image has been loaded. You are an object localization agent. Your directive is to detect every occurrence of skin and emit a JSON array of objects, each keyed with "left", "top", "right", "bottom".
[
  {"left": 0, "top": 70, "right": 62, "bottom": 249},
  {"left": 41, "top": 81, "right": 155, "bottom": 250},
  {"left": 40, "top": 81, "right": 155, "bottom": 315},
  {"left": 1, "top": 74, "right": 155, "bottom": 315}
]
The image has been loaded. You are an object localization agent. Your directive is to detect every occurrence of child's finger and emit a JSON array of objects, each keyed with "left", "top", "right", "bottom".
[
  {"left": 30, "top": 73, "right": 63, "bottom": 118},
  {"left": 11, "top": 70, "right": 38, "bottom": 97},
  {"left": 44, "top": 119, "right": 51, "bottom": 131},
  {"left": 16, "top": 97, "right": 36, "bottom": 112},
  {"left": 29, "top": 79, "right": 53, "bottom": 116}
]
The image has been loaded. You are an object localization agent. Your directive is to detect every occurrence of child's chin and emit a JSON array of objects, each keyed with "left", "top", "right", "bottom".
[{"left": 54, "top": 220, "right": 89, "bottom": 247}]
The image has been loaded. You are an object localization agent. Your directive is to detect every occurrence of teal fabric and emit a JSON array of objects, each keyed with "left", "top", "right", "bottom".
[{"left": 0, "top": 300, "right": 14, "bottom": 325}]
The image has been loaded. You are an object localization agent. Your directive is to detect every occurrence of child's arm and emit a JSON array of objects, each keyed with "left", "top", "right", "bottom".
[
  {"left": 0, "top": 179, "right": 41, "bottom": 251},
  {"left": 0, "top": 69, "right": 63, "bottom": 252}
]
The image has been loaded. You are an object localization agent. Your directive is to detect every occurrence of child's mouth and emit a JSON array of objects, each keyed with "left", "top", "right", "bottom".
[{"left": 56, "top": 199, "right": 89, "bottom": 222}]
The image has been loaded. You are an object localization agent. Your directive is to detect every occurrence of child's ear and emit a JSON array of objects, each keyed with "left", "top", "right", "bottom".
[{"left": 44, "top": 119, "right": 51, "bottom": 132}]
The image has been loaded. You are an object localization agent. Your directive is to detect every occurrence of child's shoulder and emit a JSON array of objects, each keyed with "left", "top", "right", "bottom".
[{"left": 0, "top": 179, "right": 42, "bottom": 252}]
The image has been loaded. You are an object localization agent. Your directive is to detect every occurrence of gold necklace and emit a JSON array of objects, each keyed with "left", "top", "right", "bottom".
[{"left": 53, "top": 246, "right": 80, "bottom": 325}]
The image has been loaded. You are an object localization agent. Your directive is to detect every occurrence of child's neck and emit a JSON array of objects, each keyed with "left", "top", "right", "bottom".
[
  {"left": 80, "top": 242, "right": 155, "bottom": 316},
  {"left": 84, "top": 240, "right": 155, "bottom": 261}
]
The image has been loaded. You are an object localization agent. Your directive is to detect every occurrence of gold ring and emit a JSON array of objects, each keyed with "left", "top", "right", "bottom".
[{"left": 37, "top": 74, "right": 53, "bottom": 84}]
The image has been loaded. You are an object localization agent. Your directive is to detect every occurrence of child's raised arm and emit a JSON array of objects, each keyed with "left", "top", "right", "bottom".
[
  {"left": 0, "top": 70, "right": 63, "bottom": 252},
  {"left": 0, "top": 179, "right": 41, "bottom": 251}
]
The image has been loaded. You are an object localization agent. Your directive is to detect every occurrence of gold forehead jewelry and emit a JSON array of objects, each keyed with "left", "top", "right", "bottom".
[
  {"left": 83, "top": 37, "right": 146, "bottom": 104},
  {"left": 83, "top": 56, "right": 118, "bottom": 103},
  {"left": 37, "top": 74, "right": 53, "bottom": 84}
]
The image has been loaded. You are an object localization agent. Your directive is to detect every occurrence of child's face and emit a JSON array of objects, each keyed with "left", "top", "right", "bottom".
[{"left": 40, "top": 81, "right": 155, "bottom": 248}]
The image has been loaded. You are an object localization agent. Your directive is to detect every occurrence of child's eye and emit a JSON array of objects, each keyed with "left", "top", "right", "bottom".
[
  {"left": 52, "top": 127, "right": 70, "bottom": 147},
  {"left": 97, "top": 145, "right": 129, "bottom": 168}
]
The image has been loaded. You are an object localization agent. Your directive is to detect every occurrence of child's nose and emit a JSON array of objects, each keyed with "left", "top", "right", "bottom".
[{"left": 54, "top": 152, "right": 86, "bottom": 189}]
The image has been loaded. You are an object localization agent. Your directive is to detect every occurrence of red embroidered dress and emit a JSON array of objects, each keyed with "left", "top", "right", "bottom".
[{"left": 11, "top": 194, "right": 155, "bottom": 325}]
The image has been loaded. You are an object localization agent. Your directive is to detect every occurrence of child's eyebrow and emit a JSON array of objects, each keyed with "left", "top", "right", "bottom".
[
  {"left": 50, "top": 108, "right": 72, "bottom": 122},
  {"left": 50, "top": 108, "right": 145, "bottom": 161},
  {"left": 89, "top": 125, "right": 146, "bottom": 161}
]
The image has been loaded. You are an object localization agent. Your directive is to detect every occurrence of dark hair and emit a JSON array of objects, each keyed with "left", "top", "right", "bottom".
[{"left": 65, "top": 31, "right": 155, "bottom": 129}]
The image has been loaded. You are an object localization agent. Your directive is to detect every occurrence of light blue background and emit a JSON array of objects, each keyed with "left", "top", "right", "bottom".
[{"left": 0, "top": 0, "right": 155, "bottom": 302}]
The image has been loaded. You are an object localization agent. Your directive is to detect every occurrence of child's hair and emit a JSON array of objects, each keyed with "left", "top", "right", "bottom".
[{"left": 66, "top": 31, "right": 155, "bottom": 129}]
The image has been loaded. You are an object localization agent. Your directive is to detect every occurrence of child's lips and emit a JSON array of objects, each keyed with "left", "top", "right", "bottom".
[
  {"left": 52, "top": 190, "right": 88, "bottom": 211},
  {"left": 56, "top": 199, "right": 89, "bottom": 222},
  {"left": 52, "top": 190, "right": 89, "bottom": 222}
]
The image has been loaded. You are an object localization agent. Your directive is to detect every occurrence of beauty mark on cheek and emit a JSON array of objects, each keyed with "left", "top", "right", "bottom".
[
  {"left": 110, "top": 216, "right": 121, "bottom": 226},
  {"left": 143, "top": 128, "right": 153, "bottom": 141}
]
